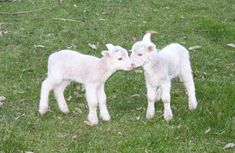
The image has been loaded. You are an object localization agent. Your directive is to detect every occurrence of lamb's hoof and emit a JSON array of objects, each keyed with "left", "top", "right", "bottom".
[
  {"left": 146, "top": 111, "right": 155, "bottom": 119},
  {"left": 189, "top": 102, "right": 197, "bottom": 111},
  {"left": 87, "top": 115, "right": 98, "bottom": 125},
  {"left": 84, "top": 120, "right": 98, "bottom": 126},
  {"left": 84, "top": 120, "right": 94, "bottom": 126},
  {"left": 38, "top": 108, "right": 48, "bottom": 115},
  {"left": 101, "top": 114, "right": 111, "bottom": 122},
  {"left": 164, "top": 110, "right": 173, "bottom": 121},
  {"left": 61, "top": 108, "right": 70, "bottom": 114}
]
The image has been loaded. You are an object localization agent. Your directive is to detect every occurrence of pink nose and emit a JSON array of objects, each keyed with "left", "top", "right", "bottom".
[{"left": 131, "top": 63, "right": 135, "bottom": 67}]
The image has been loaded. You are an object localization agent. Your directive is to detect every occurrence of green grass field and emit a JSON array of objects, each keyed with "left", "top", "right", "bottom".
[{"left": 0, "top": 0, "right": 234, "bottom": 152}]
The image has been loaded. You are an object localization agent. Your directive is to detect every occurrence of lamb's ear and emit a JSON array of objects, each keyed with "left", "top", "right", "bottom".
[
  {"left": 106, "top": 43, "right": 115, "bottom": 51},
  {"left": 147, "top": 44, "right": 156, "bottom": 52},
  {"left": 101, "top": 50, "right": 110, "bottom": 57},
  {"left": 143, "top": 33, "right": 151, "bottom": 42}
]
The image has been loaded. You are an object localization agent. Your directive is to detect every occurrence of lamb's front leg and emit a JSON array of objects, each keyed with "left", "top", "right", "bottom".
[
  {"left": 161, "top": 81, "right": 173, "bottom": 121},
  {"left": 146, "top": 81, "right": 157, "bottom": 119},
  {"left": 97, "top": 84, "right": 110, "bottom": 121},
  {"left": 85, "top": 84, "right": 99, "bottom": 125}
]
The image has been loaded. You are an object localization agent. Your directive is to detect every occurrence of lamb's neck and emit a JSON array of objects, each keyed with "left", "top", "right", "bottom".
[
  {"left": 143, "top": 51, "right": 159, "bottom": 71},
  {"left": 98, "top": 57, "right": 116, "bottom": 81}
]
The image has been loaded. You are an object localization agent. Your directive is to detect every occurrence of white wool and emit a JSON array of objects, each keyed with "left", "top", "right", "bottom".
[
  {"left": 130, "top": 33, "right": 197, "bottom": 121},
  {"left": 39, "top": 44, "right": 133, "bottom": 125}
]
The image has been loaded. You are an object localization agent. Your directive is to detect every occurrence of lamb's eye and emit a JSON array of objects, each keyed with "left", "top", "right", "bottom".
[
  {"left": 118, "top": 57, "right": 123, "bottom": 61},
  {"left": 138, "top": 53, "right": 143, "bottom": 56}
]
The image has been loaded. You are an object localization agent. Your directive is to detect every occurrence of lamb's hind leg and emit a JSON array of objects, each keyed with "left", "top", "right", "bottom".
[
  {"left": 39, "top": 77, "right": 61, "bottom": 115},
  {"left": 54, "top": 81, "right": 71, "bottom": 114},
  {"left": 180, "top": 68, "right": 197, "bottom": 111}
]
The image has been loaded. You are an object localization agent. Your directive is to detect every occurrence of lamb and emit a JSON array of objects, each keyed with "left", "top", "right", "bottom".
[
  {"left": 39, "top": 44, "right": 133, "bottom": 125},
  {"left": 130, "top": 33, "right": 197, "bottom": 121}
]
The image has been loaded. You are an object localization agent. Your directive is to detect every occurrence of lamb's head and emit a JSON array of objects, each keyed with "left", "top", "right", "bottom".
[
  {"left": 101, "top": 43, "right": 133, "bottom": 71},
  {"left": 130, "top": 33, "right": 156, "bottom": 68}
]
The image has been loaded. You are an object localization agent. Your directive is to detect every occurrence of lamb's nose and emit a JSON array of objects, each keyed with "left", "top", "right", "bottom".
[{"left": 131, "top": 63, "right": 135, "bottom": 67}]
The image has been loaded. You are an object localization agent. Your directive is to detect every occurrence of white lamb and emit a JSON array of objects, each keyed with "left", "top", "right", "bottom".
[
  {"left": 130, "top": 33, "right": 197, "bottom": 121},
  {"left": 39, "top": 44, "right": 133, "bottom": 125}
]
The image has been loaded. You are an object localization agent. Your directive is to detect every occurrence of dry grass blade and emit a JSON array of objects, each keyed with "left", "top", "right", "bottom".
[
  {"left": 131, "top": 36, "right": 137, "bottom": 41},
  {"left": 0, "top": 96, "right": 6, "bottom": 102},
  {"left": 72, "top": 135, "right": 77, "bottom": 141},
  {"left": 188, "top": 45, "right": 202, "bottom": 50},
  {"left": 223, "top": 143, "right": 235, "bottom": 149},
  {"left": 34, "top": 44, "right": 45, "bottom": 48},
  {"left": 226, "top": 43, "right": 235, "bottom": 48},
  {"left": 0, "top": 96, "right": 6, "bottom": 106},
  {"left": 52, "top": 18, "right": 80, "bottom": 23},
  {"left": 88, "top": 43, "right": 98, "bottom": 50},
  {"left": 204, "top": 128, "right": 211, "bottom": 134},
  {"left": 134, "top": 69, "right": 143, "bottom": 73},
  {"left": 74, "top": 107, "right": 83, "bottom": 115},
  {"left": 66, "top": 96, "right": 72, "bottom": 101},
  {"left": 131, "top": 94, "right": 141, "bottom": 97},
  {"left": 84, "top": 120, "right": 94, "bottom": 126}
]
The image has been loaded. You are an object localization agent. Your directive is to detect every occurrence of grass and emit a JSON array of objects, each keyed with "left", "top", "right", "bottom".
[{"left": 0, "top": 0, "right": 234, "bottom": 152}]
